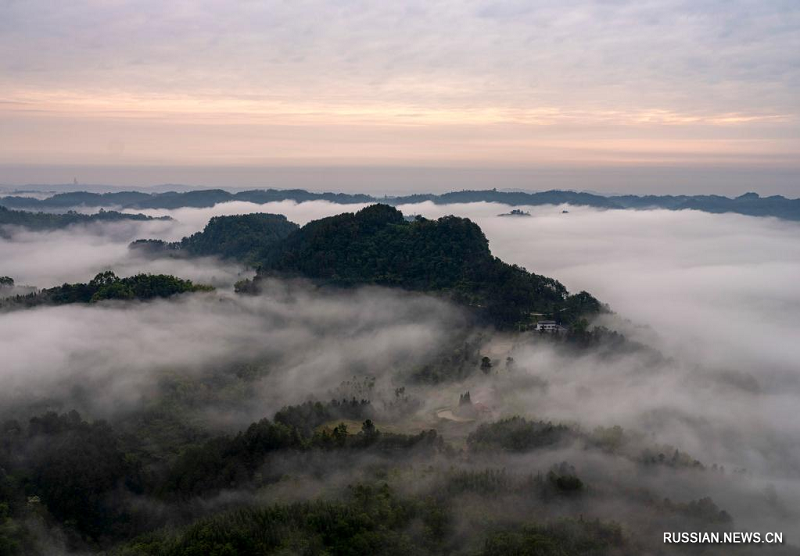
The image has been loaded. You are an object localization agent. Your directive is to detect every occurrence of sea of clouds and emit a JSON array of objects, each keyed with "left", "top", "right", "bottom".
[{"left": 2, "top": 199, "right": 799, "bottom": 540}]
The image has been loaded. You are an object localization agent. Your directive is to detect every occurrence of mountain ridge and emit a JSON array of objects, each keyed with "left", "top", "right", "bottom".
[
  {"left": 3, "top": 188, "right": 799, "bottom": 220},
  {"left": 131, "top": 205, "right": 603, "bottom": 329}
]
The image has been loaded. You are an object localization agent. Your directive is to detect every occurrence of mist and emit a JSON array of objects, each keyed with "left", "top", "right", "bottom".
[
  {"left": 0, "top": 282, "right": 470, "bottom": 420},
  {"left": 127, "top": 198, "right": 800, "bottom": 383},
  {"left": 2, "top": 199, "right": 799, "bottom": 548}
]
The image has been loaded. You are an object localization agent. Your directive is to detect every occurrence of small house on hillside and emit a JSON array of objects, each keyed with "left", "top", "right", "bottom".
[{"left": 535, "top": 320, "right": 568, "bottom": 333}]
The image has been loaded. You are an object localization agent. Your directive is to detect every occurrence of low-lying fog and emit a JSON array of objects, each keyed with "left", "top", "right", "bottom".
[{"left": 2, "top": 199, "right": 799, "bottom": 540}]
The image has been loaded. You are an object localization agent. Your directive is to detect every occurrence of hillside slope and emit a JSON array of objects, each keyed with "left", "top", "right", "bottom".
[{"left": 255, "top": 204, "right": 601, "bottom": 328}]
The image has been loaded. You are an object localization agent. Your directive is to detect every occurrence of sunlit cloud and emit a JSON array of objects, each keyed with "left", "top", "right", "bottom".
[
  {"left": 1, "top": 88, "right": 794, "bottom": 128},
  {"left": 0, "top": 0, "right": 797, "bottom": 191}
]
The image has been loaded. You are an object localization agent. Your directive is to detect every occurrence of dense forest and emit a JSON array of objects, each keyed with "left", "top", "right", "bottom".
[
  {"left": 130, "top": 205, "right": 601, "bottom": 328},
  {"left": 0, "top": 205, "right": 170, "bottom": 236},
  {"left": 246, "top": 205, "right": 602, "bottom": 328},
  {"left": 0, "top": 400, "right": 752, "bottom": 556},
  {"left": 0, "top": 271, "right": 212, "bottom": 310},
  {"left": 131, "top": 213, "right": 299, "bottom": 265},
  {"left": 4, "top": 187, "right": 799, "bottom": 220},
  {"left": 1, "top": 204, "right": 793, "bottom": 555}
]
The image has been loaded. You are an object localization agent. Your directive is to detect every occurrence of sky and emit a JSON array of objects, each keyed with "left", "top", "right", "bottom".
[{"left": 1, "top": 0, "right": 798, "bottom": 195}]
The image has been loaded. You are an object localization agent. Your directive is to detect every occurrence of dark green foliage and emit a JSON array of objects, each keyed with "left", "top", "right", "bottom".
[
  {"left": 467, "top": 417, "right": 577, "bottom": 452},
  {"left": 128, "top": 239, "right": 181, "bottom": 256},
  {"left": 129, "top": 204, "right": 601, "bottom": 328},
  {"left": 498, "top": 209, "right": 531, "bottom": 217},
  {"left": 131, "top": 213, "right": 299, "bottom": 266},
  {"left": 0, "top": 499, "right": 29, "bottom": 556},
  {"left": 481, "top": 519, "right": 626, "bottom": 556},
  {"left": 440, "top": 466, "right": 585, "bottom": 501},
  {"left": 0, "top": 406, "right": 723, "bottom": 555},
  {"left": 562, "top": 324, "right": 632, "bottom": 350},
  {"left": 413, "top": 336, "right": 485, "bottom": 383},
  {"left": 160, "top": 419, "right": 302, "bottom": 498},
  {"left": 264, "top": 205, "right": 492, "bottom": 290},
  {"left": 0, "top": 461, "right": 31, "bottom": 556},
  {"left": 0, "top": 411, "right": 138, "bottom": 543},
  {"left": 481, "top": 528, "right": 564, "bottom": 556},
  {"left": 117, "top": 484, "right": 429, "bottom": 556},
  {"left": 26, "top": 412, "right": 135, "bottom": 539},
  {"left": 159, "top": 413, "right": 441, "bottom": 500},
  {"left": 114, "top": 484, "right": 630, "bottom": 556},
  {"left": 178, "top": 214, "right": 298, "bottom": 264},
  {"left": 444, "top": 469, "right": 514, "bottom": 496},
  {"left": 0, "top": 205, "right": 169, "bottom": 236},
  {"left": 659, "top": 497, "right": 732, "bottom": 524},
  {"left": 0, "top": 277, "right": 13, "bottom": 287},
  {"left": 545, "top": 463, "right": 585, "bottom": 495},
  {"left": 312, "top": 426, "right": 442, "bottom": 454},
  {"left": 274, "top": 399, "right": 373, "bottom": 436},
  {"left": 639, "top": 447, "right": 704, "bottom": 470},
  {"left": 1, "top": 271, "right": 212, "bottom": 309},
  {"left": 257, "top": 204, "right": 601, "bottom": 328}
]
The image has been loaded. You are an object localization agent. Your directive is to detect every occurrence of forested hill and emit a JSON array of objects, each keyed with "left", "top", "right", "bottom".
[
  {"left": 3, "top": 187, "right": 800, "bottom": 220},
  {"left": 0, "top": 271, "right": 212, "bottom": 310},
  {"left": 0, "top": 205, "right": 170, "bottom": 236},
  {"left": 130, "top": 213, "right": 299, "bottom": 265},
  {"left": 252, "top": 204, "right": 601, "bottom": 328}
]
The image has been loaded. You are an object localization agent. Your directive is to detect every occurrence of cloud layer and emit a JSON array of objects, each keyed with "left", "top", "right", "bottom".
[{"left": 2, "top": 201, "right": 800, "bottom": 539}]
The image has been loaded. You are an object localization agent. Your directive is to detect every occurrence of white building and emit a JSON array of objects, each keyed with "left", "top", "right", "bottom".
[{"left": 535, "top": 320, "right": 567, "bottom": 333}]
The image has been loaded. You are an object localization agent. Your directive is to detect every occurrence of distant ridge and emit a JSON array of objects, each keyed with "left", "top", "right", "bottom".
[{"left": 2, "top": 188, "right": 799, "bottom": 221}]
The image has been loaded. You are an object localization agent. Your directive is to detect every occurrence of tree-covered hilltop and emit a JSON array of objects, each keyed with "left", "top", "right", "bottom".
[
  {"left": 130, "top": 206, "right": 600, "bottom": 326},
  {"left": 179, "top": 214, "right": 298, "bottom": 262},
  {"left": 251, "top": 204, "right": 601, "bottom": 328},
  {"left": 0, "top": 271, "right": 212, "bottom": 309},
  {"left": 0, "top": 205, "right": 170, "bottom": 236},
  {"left": 130, "top": 213, "right": 299, "bottom": 265}
]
